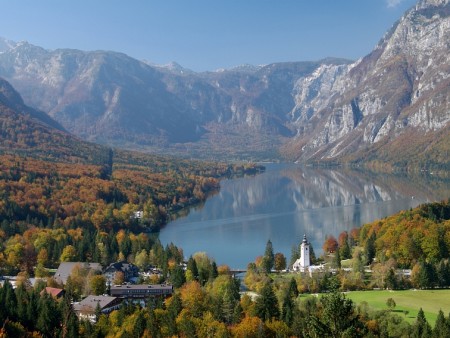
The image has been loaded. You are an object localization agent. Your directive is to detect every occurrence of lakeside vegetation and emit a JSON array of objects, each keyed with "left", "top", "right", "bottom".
[{"left": 0, "top": 108, "right": 449, "bottom": 336}]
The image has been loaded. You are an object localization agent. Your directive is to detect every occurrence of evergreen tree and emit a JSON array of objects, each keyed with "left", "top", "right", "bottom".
[
  {"left": 364, "top": 233, "right": 376, "bottom": 265},
  {"left": 133, "top": 309, "right": 146, "bottom": 338},
  {"left": 221, "top": 289, "right": 236, "bottom": 324},
  {"left": 37, "top": 292, "right": 60, "bottom": 337},
  {"left": 187, "top": 256, "right": 199, "bottom": 280},
  {"left": 146, "top": 307, "right": 161, "bottom": 338},
  {"left": 433, "top": 309, "right": 450, "bottom": 338},
  {"left": 170, "top": 264, "right": 186, "bottom": 288},
  {"left": 232, "top": 302, "right": 244, "bottom": 324},
  {"left": 94, "top": 302, "right": 102, "bottom": 323},
  {"left": 263, "top": 239, "right": 275, "bottom": 273},
  {"left": 333, "top": 249, "right": 341, "bottom": 269},
  {"left": 436, "top": 260, "right": 450, "bottom": 287},
  {"left": 209, "top": 261, "right": 219, "bottom": 281},
  {"left": 281, "top": 291, "right": 295, "bottom": 326},
  {"left": 4, "top": 280, "right": 18, "bottom": 321},
  {"left": 309, "top": 242, "right": 317, "bottom": 265},
  {"left": 386, "top": 268, "right": 398, "bottom": 290},
  {"left": 290, "top": 244, "right": 300, "bottom": 267},
  {"left": 15, "top": 283, "right": 28, "bottom": 324},
  {"left": 254, "top": 281, "right": 279, "bottom": 321},
  {"left": 318, "top": 291, "right": 362, "bottom": 337},
  {"left": 60, "top": 295, "right": 79, "bottom": 338},
  {"left": 412, "top": 308, "right": 432, "bottom": 338},
  {"left": 288, "top": 277, "right": 299, "bottom": 299},
  {"left": 339, "top": 236, "right": 351, "bottom": 260},
  {"left": 26, "top": 289, "right": 39, "bottom": 331}
]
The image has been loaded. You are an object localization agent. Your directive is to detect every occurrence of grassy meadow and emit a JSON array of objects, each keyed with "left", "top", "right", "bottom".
[{"left": 344, "top": 289, "right": 450, "bottom": 325}]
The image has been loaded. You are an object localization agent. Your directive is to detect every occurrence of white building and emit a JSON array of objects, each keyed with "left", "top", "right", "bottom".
[
  {"left": 292, "top": 234, "right": 310, "bottom": 272},
  {"left": 133, "top": 211, "right": 144, "bottom": 219}
]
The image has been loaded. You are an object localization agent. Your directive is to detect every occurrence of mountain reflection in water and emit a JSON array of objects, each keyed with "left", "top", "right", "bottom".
[{"left": 160, "top": 164, "right": 449, "bottom": 269}]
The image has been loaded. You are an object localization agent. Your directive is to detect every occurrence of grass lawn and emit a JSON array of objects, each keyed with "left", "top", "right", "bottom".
[{"left": 344, "top": 289, "right": 450, "bottom": 326}]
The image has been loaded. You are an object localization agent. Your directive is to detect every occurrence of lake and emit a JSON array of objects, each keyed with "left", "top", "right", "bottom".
[{"left": 159, "top": 164, "right": 449, "bottom": 269}]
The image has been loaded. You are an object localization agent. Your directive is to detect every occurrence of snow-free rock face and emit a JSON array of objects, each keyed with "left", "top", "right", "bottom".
[
  {"left": 0, "top": 40, "right": 348, "bottom": 155},
  {"left": 285, "top": 0, "right": 450, "bottom": 163},
  {"left": 0, "top": 0, "right": 448, "bottom": 166}
]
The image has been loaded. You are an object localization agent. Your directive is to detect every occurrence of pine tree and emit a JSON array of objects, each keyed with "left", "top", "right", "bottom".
[
  {"left": 221, "top": 289, "right": 236, "bottom": 324},
  {"left": 94, "top": 301, "right": 102, "bottom": 323},
  {"left": 333, "top": 249, "right": 341, "bottom": 269},
  {"left": 232, "top": 302, "right": 244, "bottom": 324},
  {"left": 187, "top": 256, "right": 199, "bottom": 280},
  {"left": 290, "top": 244, "right": 300, "bottom": 267},
  {"left": 412, "top": 308, "right": 432, "bottom": 338},
  {"left": 263, "top": 239, "right": 275, "bottom": 273},
  {"left": 4, "top": 280, "right": 17, "bottom": 321},
  {"left": 133, "top": 309, "right": 146, "bottom": 338},
  {"left": 15, "top": 284, "right": 28, "bottom": 324},
  {"left": 255, "top": 281, "right": 279, "bottom": 321},
  {"left": 433, "top": 309, "right": 449, "bottom": 338},
  {"left": 309, "top": 242, "right": 317, "bottom": 265},
  {"left": 436, "top": 260, "right": 450, "bottom": 287},
  {"left": 146, "top": 307, "right": 161, "bottom": 338},
  {"left": 281, "top": 291, "right": 295, "bottom": 326},
  {"left": 37, "top": 292, "right": 59, "bottom": 337},
  {"left": 60, "top": 295, "right": 79, "bottom": 338},
  {"left": 318, "top": 291, "right": 361, "bottom": 338},
  {"left": 26, "top": 289, "right": 39, "bottom": 331},
  {"left": 170, "top": 264, "right": 186, "bottom": 288},
  {"left": 209, "top": 261, "right": 219, "bottom": 281},
  {"left": 339, "top": 237, "right": 351, "bottom": 260},
  {"left": 364, "top": 233, "right": 376, "bottom": 265},
  {"left": 386, "top": 268, "right": 398, "bottom": 290},
  {"left": 288, "top": 278, "right": 299, "bottom": 299}
]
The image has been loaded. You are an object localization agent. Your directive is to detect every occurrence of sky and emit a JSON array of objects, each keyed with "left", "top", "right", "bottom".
[{"left": 0, "top": 0, "right": 418, "bottom": 72}]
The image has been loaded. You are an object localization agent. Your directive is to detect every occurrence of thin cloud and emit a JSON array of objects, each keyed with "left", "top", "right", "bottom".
[{"left": 386, "top": 0, "right": 405, "bottom": 8}]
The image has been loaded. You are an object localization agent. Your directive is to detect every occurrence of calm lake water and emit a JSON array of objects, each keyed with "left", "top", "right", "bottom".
[{"left": 159, "top": 164, "right": 449, "bottom": 269}]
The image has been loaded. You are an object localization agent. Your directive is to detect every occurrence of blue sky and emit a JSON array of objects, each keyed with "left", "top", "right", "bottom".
[{"left": 0, "top": 0, "right": 418, "bottom": 71}]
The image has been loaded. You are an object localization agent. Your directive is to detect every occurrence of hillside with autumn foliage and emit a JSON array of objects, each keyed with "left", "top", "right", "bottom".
[
  {"left": 0, "top": 76, "right": 263, "bottom": 272},
  {"left": 358, "top": 200, "right": 450, "bottom": 269}
]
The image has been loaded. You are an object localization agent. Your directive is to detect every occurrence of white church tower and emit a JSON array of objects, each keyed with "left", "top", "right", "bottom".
[
  {"left": 300, "top": 234, "right": 310, "bottom": 269},
  {"left": 293, "top": 234, "right": 310, "bottom": 271}
]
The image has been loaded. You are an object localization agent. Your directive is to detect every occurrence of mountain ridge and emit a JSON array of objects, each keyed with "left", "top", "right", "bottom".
[{"left": 0, "top": 0, "right": 448, "bottom": 168}]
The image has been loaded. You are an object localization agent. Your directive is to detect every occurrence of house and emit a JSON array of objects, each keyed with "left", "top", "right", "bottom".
[
  {"left": 41, "top": 287, "right": 65, "bottom": 299},
  {"left": 104, "top": 261, "right": 139, "bottom": 284},
  {"left": 54, "top": 262, "right": 102, "bottom": 285},
  {"left": 110, "top": 284, "right": 173, "bottom": 303},
  {"left": 133, "top": 211, "right": 143, "bottom": 219},
  {"left": 73, "top": 295, "right": 122, "bottom": 322}
]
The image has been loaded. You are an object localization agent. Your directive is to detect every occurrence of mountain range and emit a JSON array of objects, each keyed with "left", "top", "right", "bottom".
[{"left": 0, "top": 0, "right": 449, "bottom": 169}]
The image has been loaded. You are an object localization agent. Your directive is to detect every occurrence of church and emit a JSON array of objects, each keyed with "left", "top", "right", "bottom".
[{"left": 292, "top": 234, "right": 310, "bottom": 272}]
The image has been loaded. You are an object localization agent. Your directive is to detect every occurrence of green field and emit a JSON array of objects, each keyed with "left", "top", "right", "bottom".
[{"left": 344, "top": 289, "right": 450, "bottom": 325}]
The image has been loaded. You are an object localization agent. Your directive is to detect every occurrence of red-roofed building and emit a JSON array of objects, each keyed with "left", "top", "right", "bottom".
[{"left": 41, "top": 287, "right": 65, "bottom": 299}]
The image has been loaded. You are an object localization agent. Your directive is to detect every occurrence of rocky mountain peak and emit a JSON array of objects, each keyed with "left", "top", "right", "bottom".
[
  {"left": 416, "top": 0, "right": 449, "bottom": 9},
  {"left": 0, "top": 37, "right": 17, "bottom": 53},
  {"left": 0, "top": 0, "right": 448, "bottom": 168}
]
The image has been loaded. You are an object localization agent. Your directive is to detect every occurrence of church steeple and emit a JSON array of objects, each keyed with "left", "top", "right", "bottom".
[
  {"left": 302, "top": 234, "right": 308, "bottom": 244},
  {"left": 300, "top": 234, "right": 310, "bottom": 268}
]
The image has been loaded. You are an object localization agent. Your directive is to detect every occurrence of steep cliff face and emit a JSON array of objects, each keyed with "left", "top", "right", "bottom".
[
  {"left": 0, "top": 0, "right": 448, "bottom": 166},
  {"left": 0, "top": 40, "right": 348, "bottom": 156},
  {"left": 284, "top": 0, "right": 450, "bottom": 165}
]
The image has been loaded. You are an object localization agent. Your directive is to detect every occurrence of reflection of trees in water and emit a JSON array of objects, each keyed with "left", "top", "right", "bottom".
[
  {"left": 283, "top": 167, "right": 449, "bottom": 210},
  {"left": 161, "top": 164, "right": 449, "bottom": 265}
]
